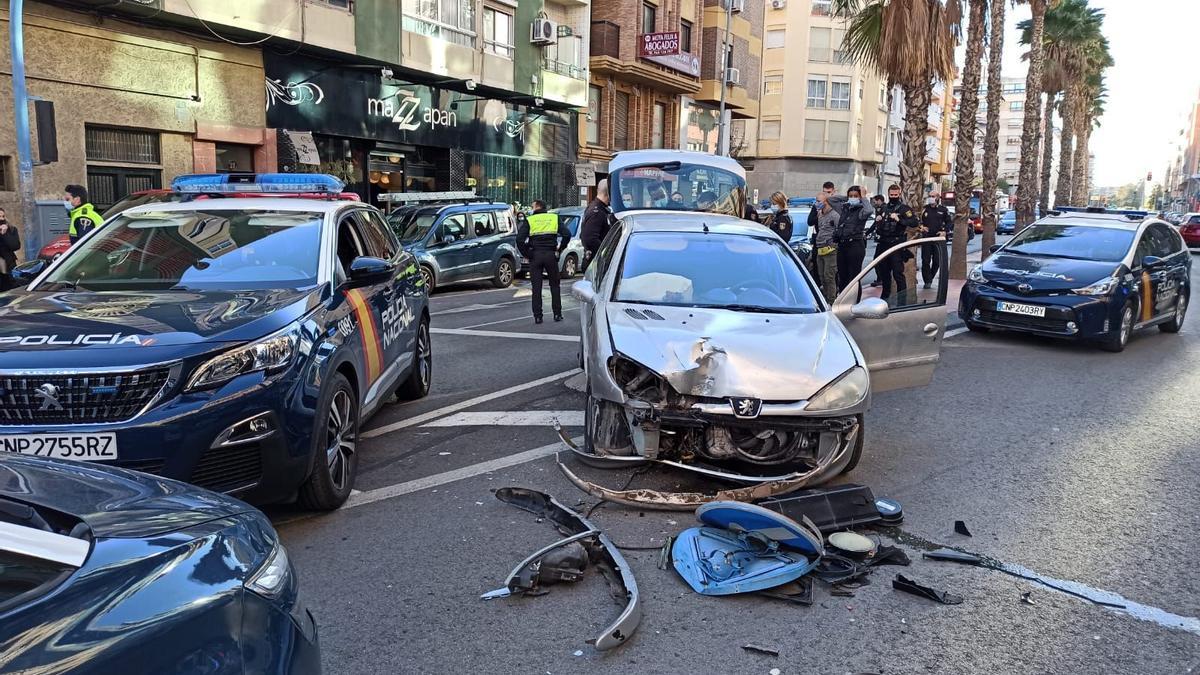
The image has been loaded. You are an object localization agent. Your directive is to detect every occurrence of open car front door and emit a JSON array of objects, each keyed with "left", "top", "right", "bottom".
[{"left": 832, "top": 237, "right": 949, "bottom": 392}]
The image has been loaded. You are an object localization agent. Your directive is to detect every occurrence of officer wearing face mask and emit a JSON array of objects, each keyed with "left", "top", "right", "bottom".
[
  {"left": 874, "top": 184, "right": 918, "bottom": 302},
  {"left": 836, "top": 186, "right": 872, "bottom": 291},
  {"left": 65, "top": 184, "right": 103, "bottom": 245},
  {"left": 919, "top": 191, "right": 953, "bottom": 289}
]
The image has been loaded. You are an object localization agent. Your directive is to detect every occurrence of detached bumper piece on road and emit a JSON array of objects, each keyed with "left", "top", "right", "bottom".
[{"left": 481, "top": 488, "right": 641, "bottom": 652}]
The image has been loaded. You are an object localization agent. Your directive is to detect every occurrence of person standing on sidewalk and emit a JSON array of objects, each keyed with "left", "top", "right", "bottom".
[
  {"left": 763, "top": 191, "right": 793, "bottom": 242},
  {"left": 0, "top": 209, "right": 20, "bottom": 292},
  {"left": 919, "top": 191, "right": 952, "bottom": 289},
  {"left": 580, "top": 179, "right": 615, "bottom": 273},
  {"left": 65, "top": 185, "right": 103, "bottom": 245},
  {"left": 836, "top": 186, "right": 871, "bottom": 291},
  {"left": 812, "top": 191, "right": 841, "bottom": 302},
  {"left": 518, "top": 200, "right": 572, "bottom": 324}
]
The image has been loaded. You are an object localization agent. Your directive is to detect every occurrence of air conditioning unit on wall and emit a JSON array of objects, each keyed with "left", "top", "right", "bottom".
[
  {"left": 728, "top": 0, "right": 745, "bottom": 13},
  {"left": 531, "top": 18, "right": 558, "bottom": 45},
  {"left": 725, "top": 68, "right": 741, "bottom": 86},
  {"left": 771, "top": 0, "right": 787, "bottom": 9}
]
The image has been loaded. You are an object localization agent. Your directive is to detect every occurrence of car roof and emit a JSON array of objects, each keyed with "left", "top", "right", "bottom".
[
  {"left": 1032, "top": 212, "right": 1149, "bottom": 230},
  {"left": 621, "top": 211, "right": 766, "bottom": 236},
  {"left": 117, "top": 198, "right": 361, "bottom": 216},
  {"left": 609, "top": 149, "right": 746, "bottom": 178},
  {"left": 552, "top": 207, "right": 585, "bottom": 216}
]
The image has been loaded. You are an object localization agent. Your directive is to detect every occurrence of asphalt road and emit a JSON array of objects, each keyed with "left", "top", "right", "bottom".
[{"left": 272, "top": 256, "right": 1199, "bottom": 674}]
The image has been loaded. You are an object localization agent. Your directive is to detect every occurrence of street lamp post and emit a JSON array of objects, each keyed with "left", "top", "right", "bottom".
[
  {"left": 716, "top": 0, "right": 733, "bottom": 156},
  {"left": 9, "top": 0, "right": 42, "bottom": 262}
]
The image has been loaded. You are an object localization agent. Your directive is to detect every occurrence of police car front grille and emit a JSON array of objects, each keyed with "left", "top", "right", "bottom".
[{"left": 0, "top": 368, "right": 174, "bottom": 425}]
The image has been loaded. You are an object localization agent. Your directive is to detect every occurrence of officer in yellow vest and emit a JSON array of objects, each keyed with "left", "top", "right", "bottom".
[
  {"left": 517, "top": 200, "right": 571, "bottom": 324},
  {"left": 65, "top": 184, "right": 103, "bottom": 245}
]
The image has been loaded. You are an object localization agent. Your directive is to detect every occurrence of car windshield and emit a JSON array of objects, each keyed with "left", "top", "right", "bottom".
[
  {"left": 614, "top": 232, "right": 820, "bottom": 313},
  {"left": 611, "top": 163, "right": 746, "bottom": 217},
  {"left": 1004, "top": 224, "right": 1134, "bottom": 262},
  {"left": 397, "top": 213, "right": 438, "bottom": 243},
  {"left": 101, "top": 192, "right": 180, "bottom": 219},
  {"left": 41, "top": 209, "right": 324, "bottom": 291}
]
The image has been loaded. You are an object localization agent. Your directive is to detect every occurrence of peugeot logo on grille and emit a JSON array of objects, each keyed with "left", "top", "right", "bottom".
[
  {"left": 35, "top": 383, "right": 64, "bottom": 412},
  {"left": 730, "top": 397, "right": 762, "bottom": 419},
  {"left": 1018, "top": 283, "right": 1033, "bottom": 293}
]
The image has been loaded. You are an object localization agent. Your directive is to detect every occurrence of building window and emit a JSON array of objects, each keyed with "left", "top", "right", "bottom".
[
  {"left": 1009, "top": 101, "right": 1024, "bottom": 112},
  {"left": 876, "top": 125, "right": 884, "bottom": 151},
  {"left": 85, "top": 125, "right": 161, "bottom": 164},
  {"left": 804, "top": 119, "right": 825, "bottom": 153},
  {"left": 403, "top": 0, "right": 476, "bottom": 48},
  {"left": 830, "top": 80, "right": 851, "bottom": 109},
  {"left": 765, "top": 29, "right": 786, "bottom": 49},
  {"left": 216, "top": 143, "right": 255, "bottom": 173},
  {"left": 680, "top": 19, "right": 693, "bottom": 52},
  {"left": 879, "top": 84, "right": 887, "bottom": 109},
  {"left": 827, "top": 120, "right": 849, "bottom": 155},
  {"left": 642, "top": 3, "right": 656, "bottom": 34},
  {"left": 763, "top": 75, "right": 783, "bottom": 96},
  {"left": 652, "top": 102, "right": 666, "bottom": 149},
  {"left": 314, "top": 0, "right": 352, "bottom": 8},
  {"left": 1005, "top": 154, "right": 1018, "bottom": 162},
  {"left": 1002, "top": 82, "right": 1026, "bottom": 94},
  {"left": 0, "top": 155, "right": 10, "bottom": 191},
  {"left": 483, "top": 6, "right": 514, "bottom": 57},
  {"left": 808, "top": 27, "right": 831, "bottom": 62},
  {"left": 587, "top": 86, "right": 602, "bottom": 145},
  {"left": 614, "top": 91, "right": 630, "bottom": 150},
  {"left": 83, "top": 125, "right": 162, "bottom": 211},
  {"left": 858, "top": 82, "right": 864, "bottom": 101},
  {"left": 761, "top": 120, "right": 781, "bottom": 140},
  {"left": 1005, "top": 137, "right": 1021, "bottom": 146},
  {"left": 806, "top": 77, "right": 827, "bottom": 108},
  {"left": 811, "top": 0, "right": 832, "bottom": 15}
]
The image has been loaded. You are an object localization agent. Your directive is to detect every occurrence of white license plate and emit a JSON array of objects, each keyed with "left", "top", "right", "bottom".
[
  {"left": 997, "top": 301, "right": 1046, "bottom": 317},
  {"left": 0, "top": 433, "right": 118, "bottom": 461}
]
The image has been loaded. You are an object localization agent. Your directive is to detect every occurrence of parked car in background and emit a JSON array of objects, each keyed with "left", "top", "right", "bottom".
[
  {"left": 1179, "top": 213, "right": 1200, "bottom": 249},
  {"left": 389, "top": 200, "right": 523, "bottom": 292},
  {"left": 513, "top": 206, "right": 587, "bottom": 279},
  {"left": 998, "top": 210, "right": 1017, "bottom": 234},
  {"left": 0, "top": 453, "right": 320, "bottom": 673}
]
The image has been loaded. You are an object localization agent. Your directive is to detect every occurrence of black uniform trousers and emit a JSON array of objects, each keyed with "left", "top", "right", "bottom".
[
  {"left": 530, "top": 250, "right": 562, "bottom": 319},
  {"left": 874, "top": 239, "right": 907, "bottom": 301},
  {"left": 921, "top": 243, "right": 941, "bottom": 285},
  {"left": 836, "top": 239, "right": 867, "bottom": 291}
]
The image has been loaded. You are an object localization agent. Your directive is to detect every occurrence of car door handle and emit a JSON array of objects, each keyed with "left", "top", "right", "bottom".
[{"left": 923, "top": 322, "right": 939, "bottom": 337}]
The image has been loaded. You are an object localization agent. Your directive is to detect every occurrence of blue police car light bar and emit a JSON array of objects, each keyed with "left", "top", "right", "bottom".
[
  {"left": 1054, "top": 205, "right": 1149, "bottom": 217},
  {"left": 171, "top": 173, "right": 345, "bottom": 194}
]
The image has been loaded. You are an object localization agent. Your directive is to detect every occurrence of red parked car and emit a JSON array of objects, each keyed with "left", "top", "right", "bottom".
[
  {"left": 38, "top": 187, "right": 360, "bottom": 261},
  {"left": 1178, "top": 213, "right": 1200, "bottom": 250}
]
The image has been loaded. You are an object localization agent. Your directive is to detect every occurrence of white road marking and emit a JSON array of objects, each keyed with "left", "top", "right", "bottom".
[
  {"left": 433, "top": 299, "right": 527, "bottom": 316},
  {"left": 460, "top": 307, "right": 579, "bottom": 330},
  {"left": 361, "top": 368, "right": 580, "bottom": 439},
  {"left": 343, "top": 437, "right": 578, "bottom": 510},
  {"left": 423, "top": 410, "right": 585, "bottom": 427},
  {"left": 431, "top": 327, "right": 579, "bottom": 342}
]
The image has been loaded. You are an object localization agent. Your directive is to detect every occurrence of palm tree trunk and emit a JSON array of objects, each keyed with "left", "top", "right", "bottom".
[
  {"left": 980, "top": 0, "right": 1006, "bottom": 261},
  {"left": 950, "top": 0, "right": 987, "bottom": 280},
  {"left": 1072, "top": 112, "right": 1093, "bottom": 205},
  {"left": 1016, "top": 0, "right": 1048, "bottom": 231},
  {"left": 1055, "top": 84, "right": 1077, "bottom": 207},
  {"left": 901, "top": 80, "right": 932, "bottom": 300},
  {"left": 1039, "top": 93, "right": 1056, "bottom": 212}
]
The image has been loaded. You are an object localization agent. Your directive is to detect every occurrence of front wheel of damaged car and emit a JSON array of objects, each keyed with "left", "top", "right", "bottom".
[
  {"left": 299, "top": 372, "right": 359, "bottom": 510},
  {"left": 839, "top": 414, "right": 865, "bottom": 475}
]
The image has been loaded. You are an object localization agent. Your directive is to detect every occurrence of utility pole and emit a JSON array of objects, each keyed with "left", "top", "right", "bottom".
[
  {"left": 716, "top": 0, "right": 733, "bottom": 156},
  {"left": 9, "top": 0, "right": 41, "bottom": 262}
]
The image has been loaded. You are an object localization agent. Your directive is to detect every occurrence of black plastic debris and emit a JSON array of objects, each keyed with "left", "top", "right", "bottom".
[
  {"left": 892, "top": 574, "right": 963, "bottom": 605},
  {"left": 1021, "top": 591, "right": 1036, "bottom": 605},
  {"left": 742, "top": 644, "right": 781, "bottom": 657},
  {"left": 869, "top": 545, "right": 911, "bottom": 567},
  {"left": 758, "top": 484, "right": 901, "bottom": 534},
  {"left": 758, "top": 577, "right": 815, "bottom": 606},
  {"left": 923, "top": 548, "right": 983, "bottom": 565},
  {"left": 954, "top": 520, "right": 973, "bottom": 537}
]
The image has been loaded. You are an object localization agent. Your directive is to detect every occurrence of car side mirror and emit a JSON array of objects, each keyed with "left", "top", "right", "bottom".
[
  {"left": 850, "top": 297, "right": 889, "bottom": 320},
  {"left": 347, "top": 256, "right": 395, "bottom": 287},
  {"left": 989, "top": 244, "right": 1002, "bottom": 253},
  {"left": 1142, "top": 255, "right": 1163, "bottom": 268},
  {"left": 10, "top": 259, "right": 47, "bottom": 284},
  {"left": 572, "top": 279, "right": 596, "bottom": 303}
]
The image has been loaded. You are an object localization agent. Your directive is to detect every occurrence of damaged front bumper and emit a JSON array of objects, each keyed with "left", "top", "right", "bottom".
[{"left": 482, "top": 488, "right": 642, "bottom": 651}]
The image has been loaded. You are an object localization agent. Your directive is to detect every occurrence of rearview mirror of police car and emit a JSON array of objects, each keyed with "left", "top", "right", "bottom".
[{"left": 11, "top": 259, "right": 47, "bottom": 285}]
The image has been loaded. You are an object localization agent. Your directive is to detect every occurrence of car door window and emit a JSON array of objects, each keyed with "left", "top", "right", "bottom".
[
  {"left": 440, "top": 214, "right": 470, "bottom": 244},
  {"left": 497, "top": 210, "right": 514, "bottom": 233},
  {"left": 1134, "top": 231, "right": 1155, "bottom": 267},
  {"left": 1149, "top": 224, "right": 1180, "bottom": 257},
  {"left": 472, "top": 212, "right": 497, "bottom": 238},
  {"left": 336, "top": 213, "right": 369, "bottom": 278},
  {"left": 355, "top": 210, "right": 398, "bottom": 260}
]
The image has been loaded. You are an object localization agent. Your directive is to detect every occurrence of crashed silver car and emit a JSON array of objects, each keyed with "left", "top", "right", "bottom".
[{"left": 566, "top": 150, "right": 949, "bottom": 506}]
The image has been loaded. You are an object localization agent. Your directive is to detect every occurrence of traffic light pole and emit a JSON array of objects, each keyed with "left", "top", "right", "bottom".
[{"left": 9, "top": 0, "right": 42, "bottom": 261}]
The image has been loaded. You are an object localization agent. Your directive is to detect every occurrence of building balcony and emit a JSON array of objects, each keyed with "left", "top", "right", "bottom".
[
  {"left": 589, "top": 20, "right": 700, "bottom": 95},
  {"left": 591, "top": 20, "right": 621, "bottom": 59},
  {"left": 808, "top": 48, "right": 854, "bottom": 65},
  {"left": 802, "top": 140, "right": 850, "bottom": 156}
]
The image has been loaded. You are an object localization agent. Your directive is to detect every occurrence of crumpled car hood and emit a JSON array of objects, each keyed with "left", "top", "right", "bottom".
[{"left": 607, "top": 303, "right": 857, "bottom": 400}]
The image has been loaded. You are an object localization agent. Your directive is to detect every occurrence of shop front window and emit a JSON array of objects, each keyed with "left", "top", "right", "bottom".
[{"left": 216, "top": 143, "right": 255, "bottom": 173}]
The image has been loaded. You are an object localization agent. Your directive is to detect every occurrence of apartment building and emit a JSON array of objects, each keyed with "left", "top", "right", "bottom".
[{"left": 744, "top": 0, "right": 890, "bottom": 198}]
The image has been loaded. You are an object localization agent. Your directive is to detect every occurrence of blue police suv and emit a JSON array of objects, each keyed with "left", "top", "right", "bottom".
[
  {"left": 959, "top": 207, "right": 1190, "bottom": 352},
  {"left": 0, "top": 174, "right": 431, "bottom": 510}
]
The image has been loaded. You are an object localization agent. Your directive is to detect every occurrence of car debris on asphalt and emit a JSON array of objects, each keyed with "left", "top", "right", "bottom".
[
  {"left": 892, "top": 574, "right": 964, "bottom": 605},
  {"left": 954, "top": 520, "right": 973, "bottom": 537}
]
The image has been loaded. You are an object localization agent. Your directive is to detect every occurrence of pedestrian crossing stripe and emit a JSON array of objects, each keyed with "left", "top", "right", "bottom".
[{"left": 346, "top": 288, "right": 383, "bottom": 384}]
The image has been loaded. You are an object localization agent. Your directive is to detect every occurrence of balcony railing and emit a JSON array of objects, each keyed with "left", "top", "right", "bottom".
[
  {"left": 543, "top": 58, "right": 588, "bottom": 80},
  {"left": 591, "top": 21, "right": 620, "bottom": 59},
  {"left": 802, "top": 140, "right": 850, "bottom": 156},
  {"left": 808, "top": 47, "right": 853, "bottom": 64}
]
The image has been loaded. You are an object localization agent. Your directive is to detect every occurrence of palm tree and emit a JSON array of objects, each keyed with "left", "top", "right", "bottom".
[
  {"left": 1072, "top": 72, "right": 1108, "bottom": 204},
  {"left": 980, "top": 0, "right": 1005, "bottom": 260},
  {"left": 1014, "top": 0, "right": 1057, "bottom": 232},
  {"left": 949, "top": 0, "right": 987, "bottom": 280}
]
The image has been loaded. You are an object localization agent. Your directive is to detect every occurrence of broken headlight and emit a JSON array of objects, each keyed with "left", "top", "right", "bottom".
[
  {"left": 805, "top": 366, "right": 869, "bottom": 412},
  {"left": 968, "top": 264, "right": 986, "bottom": 283},
  {"left": 608, "top": 354, "right": 669, "bottom": 403}
]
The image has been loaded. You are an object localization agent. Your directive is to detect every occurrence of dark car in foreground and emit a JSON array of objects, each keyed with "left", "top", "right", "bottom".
[
  {"left": 0, "top": 453, "right": 319, "bottom": 673},
  {"left": 960, "top": 208, "right": 1190, "bottom": 352},
  {"left": 3, "top": 173, "right": 431, "bottom": 510}
]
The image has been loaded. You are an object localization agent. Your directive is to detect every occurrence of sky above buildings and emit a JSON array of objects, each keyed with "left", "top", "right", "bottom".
[{"left": 1000, "top": 0, "right": 1198, "bottom": 188}]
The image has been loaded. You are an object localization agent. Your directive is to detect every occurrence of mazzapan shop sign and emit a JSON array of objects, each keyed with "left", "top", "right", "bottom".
[{"left": 263, "top": 53, "right": 572, "bottom": 159}]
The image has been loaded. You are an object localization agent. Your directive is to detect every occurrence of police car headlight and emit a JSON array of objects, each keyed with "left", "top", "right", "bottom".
[
  {"left": 247, "top": 543, "right": 295, "bottom": 600},
  {"left": 1072, "top": 276, "right": 1119, "bottom": 296},
  {"left": 186, "top": 324, "right": 300, "bottom": 392},
  {"left": 968, "top": 264, "right": 986, "bottom": 283},
  {"left": 805, "top": 366, "right": 869, "bottom": 412}
]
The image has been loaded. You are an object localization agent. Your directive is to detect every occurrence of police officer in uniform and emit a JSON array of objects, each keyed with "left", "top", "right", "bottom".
[
  {"left": 65, "top": 185, "right": 103, "bottom": 245},
  {"left": 919, "top": 191, "right": 953, "bottom": 289},
  {"left": 518, "top": 200, "right": 572, "bottom": 324},
  {"left": 874, "top": 184, "right": 919, "bottom": 302},
  {"left": 580, "top": 179, "right": 615, "bottom": 272}
]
